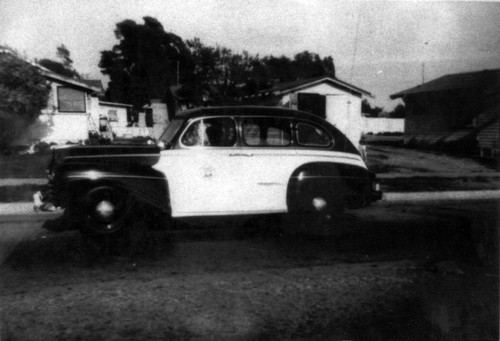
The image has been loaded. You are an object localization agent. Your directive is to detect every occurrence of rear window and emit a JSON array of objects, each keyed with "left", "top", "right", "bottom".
[
  {"left": 296, "top": 123, "right": 332, "bottom": 147},
  {"left": 242, "top": 117, "right": 291, "bottom": 147}
]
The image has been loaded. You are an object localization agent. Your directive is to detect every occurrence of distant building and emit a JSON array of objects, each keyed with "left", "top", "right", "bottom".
[
  {"left": 236, "top": 76, "right": 372, "bottom": 149},
  {"left": 391, "top": 69, "right": 500, "bottom": 157}
]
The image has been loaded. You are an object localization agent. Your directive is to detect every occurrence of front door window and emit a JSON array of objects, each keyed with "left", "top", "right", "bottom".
[{"left": 181, "top": 117, "right": 237, "bottom": 147}]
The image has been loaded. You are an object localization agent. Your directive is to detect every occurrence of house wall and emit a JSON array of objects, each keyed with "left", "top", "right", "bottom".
[
  {"left": 148, "top": 100, "right": 169, "bottom": 139},
  {"left": 402, "top": 89, "right": 498, "bottom": 157},
  {"left": 404, "top": 93, "right": 453, "bottom": 137},
  {"left": 403, "top": 89, "right": 486, "bottom": 147},
  {"left": 39, "top": 81, "right": 95, "bottom": 143},
  {"left": 98, "top": 104, "right": 129, "bottom": 128},
  {"left": 39, "top": 114, "right": 89, "bottom": 142},
  {"left": 280, "top": 83, "right": 364, "bottom": 147}
]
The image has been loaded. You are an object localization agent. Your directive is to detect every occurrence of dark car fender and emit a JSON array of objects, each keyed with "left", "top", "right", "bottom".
[
  {"left": 286, "top": 162, "right": 374, "bottom": 214},
  {"left": 52, "top": 162, "right": 170, "bottom": 215}
]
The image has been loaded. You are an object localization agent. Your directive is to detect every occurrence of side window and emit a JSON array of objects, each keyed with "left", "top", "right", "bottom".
[
  {"left": 57, "top": 87, "right": 86, "bottom": 112},
  {"left": 181, "top": 120, "right": 203, "bottom": 146},
  {"left": 108, "top": 110, "right": 118, "bottom": 122},
  {"left": 296, "top": 123, "right": 332, "bottom": 147},
  {"left": 242, "top": 117, "right": 291, "bottom": 146},
  {"left": 181, "top": 117, "right": 236, "bottom": 147}
]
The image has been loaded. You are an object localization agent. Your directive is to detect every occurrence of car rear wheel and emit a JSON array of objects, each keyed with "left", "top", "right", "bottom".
[{"left": 287, "top": 195, "right": 345, "bottom": 234}]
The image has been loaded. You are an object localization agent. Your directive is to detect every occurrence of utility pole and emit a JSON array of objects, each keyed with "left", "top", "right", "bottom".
[{"left": 422, "top": 62, "right": 425, "bottom": 84}]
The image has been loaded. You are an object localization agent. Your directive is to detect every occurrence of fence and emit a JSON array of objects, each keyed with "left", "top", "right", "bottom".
[{"left": 361, "top": 117, "right": 404, "bottom": 134}]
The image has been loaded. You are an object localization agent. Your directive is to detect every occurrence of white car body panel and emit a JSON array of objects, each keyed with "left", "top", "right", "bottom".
[{"left": 154, "top": 147, "right": 366, "bottom": 217}]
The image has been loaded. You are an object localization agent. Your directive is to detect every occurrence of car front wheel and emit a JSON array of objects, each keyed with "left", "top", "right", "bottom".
[{"left": 81, "top": 185, "right": 132, "bottom": 235}]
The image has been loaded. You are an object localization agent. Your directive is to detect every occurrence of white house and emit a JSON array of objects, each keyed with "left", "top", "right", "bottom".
[
  {"left": 38, "top": 68, "right": 169, "bottom": 143},
  {"left": 38, "top": 68, "right": 102, "bottom": 143},
  {"left": 240, "top": 76, "right": 372, "bottom": 149}
]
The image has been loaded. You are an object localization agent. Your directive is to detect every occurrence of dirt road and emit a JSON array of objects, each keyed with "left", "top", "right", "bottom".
[{"left": 0, "top": 200, "right": 498, "bottom": 340}]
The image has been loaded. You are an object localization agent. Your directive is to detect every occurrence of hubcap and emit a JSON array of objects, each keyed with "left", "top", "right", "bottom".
[
  {"left": 95, "top": 200, "right": 115, "bottom": 221},
  {"left": 312, "top": 197, "right": 328, "bottom": 212}
]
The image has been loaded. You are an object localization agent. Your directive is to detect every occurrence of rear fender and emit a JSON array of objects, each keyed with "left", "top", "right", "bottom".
[{"left": 286, "top": 162, "right": 372, "bottom": 213}]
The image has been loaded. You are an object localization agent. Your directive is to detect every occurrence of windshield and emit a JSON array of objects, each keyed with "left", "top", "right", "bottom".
[{"left": 158, "top": 118, "right": 184, "bottom": 145}]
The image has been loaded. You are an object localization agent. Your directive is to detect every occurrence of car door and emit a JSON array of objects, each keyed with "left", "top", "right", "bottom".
[
  {"left": 155, "top": 116, "right": 242, "bottom": 217},
  {"left": 227, "top": 116, "right": 297, "bottom": 214}
]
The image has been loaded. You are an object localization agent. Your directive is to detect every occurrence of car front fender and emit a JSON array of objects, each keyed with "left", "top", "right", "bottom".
[{"left": 53, "top": 162, "right": 170, "bottom": 214}]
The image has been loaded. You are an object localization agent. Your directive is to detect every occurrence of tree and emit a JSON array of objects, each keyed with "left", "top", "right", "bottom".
[
  {"left": 100, "top": 20, "right": 338, "bottom": 109},
  {"left": 56, "top": 44, "right": 73, "bottom": 67},
  {"left": 184, "top": 42, "right": 337, "bottom": 101},
  {"left": 99, "top": 17, "right": 193, "bottom": 112},
  {"left": 388, "top": 103, "right": 405, "bottom": 118},
  {"left": 38, "top": 44, "right": 80, "bottom": 79},
  {"left": 361, "top": 99, "right": 383, "bottom": 118},
  {"left": 292, "top": 51, "right": 328, "bottom": 80},
  {"left": 0, "top": 48, "right": 50, "bottom": 150}
]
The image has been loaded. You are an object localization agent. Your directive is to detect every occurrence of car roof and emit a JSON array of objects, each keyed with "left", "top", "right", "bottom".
[{"left": 173, "top": 106, "right": 327, "bottom": 124}]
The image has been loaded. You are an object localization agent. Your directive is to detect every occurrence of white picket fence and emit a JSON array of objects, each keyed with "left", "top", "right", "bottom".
[
  {"left": 111, "top": 126, "right": 154, "bottom": 138},
  {"left": 361, "top": 117, "right": 404, "bottom": 134}
]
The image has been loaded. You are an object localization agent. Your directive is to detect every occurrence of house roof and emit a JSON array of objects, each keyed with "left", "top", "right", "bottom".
[
  {"left": 99, "top": 101, "right": 133, "bottom": 108},
  {"left": 81, "top": 79, "right": 105, "bottom": 94},
  {"left": 390, "top": 69, "right": 500, "bottom": 99},
  {"left": 259, "top": 76, "right": 372, "bottom": 97},
  {"left": 39, "top": 67, "right": 101, "bottom": 93}
]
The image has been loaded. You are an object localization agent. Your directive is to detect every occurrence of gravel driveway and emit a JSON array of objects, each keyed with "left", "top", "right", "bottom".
[
  {"left": 1, "top": 202, "right": 498, "bottom": 340},
  {"left": 1, "top": 235, "right": 421, "bottom": 340}
]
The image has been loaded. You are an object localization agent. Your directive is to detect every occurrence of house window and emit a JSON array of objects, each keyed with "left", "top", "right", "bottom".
[
  {"left": 57, "top": 87, "right": 86, "bottom": 112},
  {"left": 108, "top": 110, "right": 118, "bottom": 122}
]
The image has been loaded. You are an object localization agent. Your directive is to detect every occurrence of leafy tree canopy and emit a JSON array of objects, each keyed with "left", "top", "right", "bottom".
[
  {"left": 100, "top": 17, "right": 192, "bottom": 112},
  {"left": 388, "top": 103, "right": 405, "bottom": 118},
  {"left": 0, "top": 47, "right": 50, "bottom": 149},
  {"left": 362, "top": 99, "right": 383, "bottom": 118},
  {"left": 38, "top": 44, "right": 80, "bottom": 79},
  {"left": 100, "top": 17, "right": 337, "bottom": 108},
  {"left": 184, "top": 39, "right": 336, "bottom": 101}
]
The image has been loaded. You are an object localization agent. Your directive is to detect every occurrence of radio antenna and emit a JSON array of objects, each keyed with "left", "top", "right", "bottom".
[{"left": 350, "top": 4, "right": 361, "bottom": 83}]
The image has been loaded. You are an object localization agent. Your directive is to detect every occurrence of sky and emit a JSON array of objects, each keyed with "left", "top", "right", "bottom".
[{"left": 1, "top": 0, "right": 499, "bottom": 110}]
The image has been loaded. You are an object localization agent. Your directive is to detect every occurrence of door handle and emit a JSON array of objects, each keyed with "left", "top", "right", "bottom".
[{"left": 203, "top": 166, "right": 213, "bottom": 178}]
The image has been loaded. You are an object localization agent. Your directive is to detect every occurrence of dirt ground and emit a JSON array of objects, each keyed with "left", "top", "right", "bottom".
[
  {"left": 366, "top": 145, "right": 499, "bottom": 174},
  {"left": 1, "top": 202, "right": 498, "bottom": 340}
]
